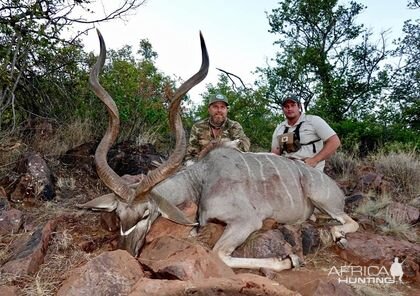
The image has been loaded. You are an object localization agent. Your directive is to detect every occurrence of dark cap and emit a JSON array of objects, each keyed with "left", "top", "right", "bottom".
[
  {"left": 209, "top": 94, "right": 229, "bottom": 106},
  {"left": 281, "top": 94, "right": 300, "bottom": 106}
]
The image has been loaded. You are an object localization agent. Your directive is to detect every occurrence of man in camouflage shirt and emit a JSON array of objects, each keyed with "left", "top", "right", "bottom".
[{"left": 185, "top": 94, "right": 250, "bottom": 163}]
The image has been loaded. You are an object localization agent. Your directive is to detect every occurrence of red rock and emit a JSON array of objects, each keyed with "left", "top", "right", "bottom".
[
  {"left": 129, "top": 273, "right": 299, "bottom": 296},
  {"left": 387, "top": 202, "right": 419, "bottom": 224},
  {"left": 146, "top": 201, "right": 197, "bottom": 243},
  {"left": 0, "top": 220, "right": 56, "bottom": 276},
  {"left": 57, "top": 250, "right": 143, "bottom": 296},
  {"left": 0, "top": 285, "right": 19, "bottom": 296},
  {"left": 0, "top": 208, "right": 24, "bottom": 235},
  {"left": 139, "top": 235, "right": 234, "bottom": 281},
  {"left": 335, "top": 232, "right": 420, "bottom": 282}
]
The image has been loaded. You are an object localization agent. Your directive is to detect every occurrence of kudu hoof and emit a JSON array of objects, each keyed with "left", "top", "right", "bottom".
[
  {"left": 336, "top": 237, "right": 348, "bottom": 249},
  {"left": 288, "top": 254, "right": 304, "bottom": 268}
]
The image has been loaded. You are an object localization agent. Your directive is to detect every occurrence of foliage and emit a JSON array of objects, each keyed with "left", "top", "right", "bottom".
[
  {"left": 386, "top": 18, "right": 420, "bottom": 132},
  {"left": 253, "top": 0, "right": 419, "bottom": 152},
  {"left": 0, "top": 0, "right": 145, "bottom": 131},
  {"left": 257, "top": 0, "right": 388, "bottom": 122},
  {"left": 92, "top": 42, "right": 179, "bottom": 148},
  {"left": 332, "top": 119, "right": 420, "bottom": 156}
]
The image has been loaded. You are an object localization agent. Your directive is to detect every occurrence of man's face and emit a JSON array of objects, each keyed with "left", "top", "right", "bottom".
[
  {"left": 282, "top": 100, "right": 301, "bottom": 120},
  {"left": 208, "top": 101, "right": 228, "bottom": 125}
]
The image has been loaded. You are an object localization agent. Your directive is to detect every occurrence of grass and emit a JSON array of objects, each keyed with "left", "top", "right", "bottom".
[
  {"left": 354, "top": 193, "right": 393, "bottom": 217},
  {"left": 379, "top": 214, "right": 418, "bottom": 243},
  {"left": 327, "top": 151, "right": 360, "bottom": 183},
  {"left": 373, "top": 151, "right": 420, "bottom": 203},
  {"left": 355, "top": 192, "right": 419, "bottom": 243},
  {"left": 32, "top": 118, "right": 97, "bottom": 158}
]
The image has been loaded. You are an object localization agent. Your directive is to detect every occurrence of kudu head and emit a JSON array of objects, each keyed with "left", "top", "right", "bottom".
[{"left": 78, "top": 30, "right": 209, "bottom": 256}]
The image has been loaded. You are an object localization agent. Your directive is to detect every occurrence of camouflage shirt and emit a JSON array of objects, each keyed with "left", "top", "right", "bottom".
[{"left": 185, "top": 118, "right": 250, "bottom": 161}]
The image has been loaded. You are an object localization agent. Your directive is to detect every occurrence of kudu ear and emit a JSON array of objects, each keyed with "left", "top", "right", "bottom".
[
  {"left": 76, "top": 193, "right": 118, "bottom": 212},
  {"left": 151, "top": 192, "right": 198, "bottom": 226}
]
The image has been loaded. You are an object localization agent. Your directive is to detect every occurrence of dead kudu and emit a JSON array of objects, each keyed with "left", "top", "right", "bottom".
[{"left": 79, "top": 30, "right": 358, "bottom": 272}]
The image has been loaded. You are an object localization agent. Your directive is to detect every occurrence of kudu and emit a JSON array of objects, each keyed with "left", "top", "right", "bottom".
[{"left": 79, "top": 30, "right": 359, "bottom": 272}]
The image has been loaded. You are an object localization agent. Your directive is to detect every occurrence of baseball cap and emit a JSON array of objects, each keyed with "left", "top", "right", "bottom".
[
  {"left": 281, "top": 94, "right": 300, "bottom": 106},
  {"left": 208, "top": 94, "right": 229, "bottom": 106}
]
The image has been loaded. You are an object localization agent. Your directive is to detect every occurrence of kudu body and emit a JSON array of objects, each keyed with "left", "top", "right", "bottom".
[{"left": 80, "top": 31, "right": 358, "bottom": 272}]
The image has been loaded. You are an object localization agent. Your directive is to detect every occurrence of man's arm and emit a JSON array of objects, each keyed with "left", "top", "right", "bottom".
[
  {"left": 230, "top": 121, "right": 251, "bottom": 152},
  {"left": 271, "top": 125, "right": 281, "bottom": 155},
  {"left": 304, "top": 134, "right": 340, "bottom": 167}
]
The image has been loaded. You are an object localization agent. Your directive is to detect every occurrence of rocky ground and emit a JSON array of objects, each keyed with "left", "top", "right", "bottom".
[{"left": 0, "top": 142, "right": 419, "bottom": 295}]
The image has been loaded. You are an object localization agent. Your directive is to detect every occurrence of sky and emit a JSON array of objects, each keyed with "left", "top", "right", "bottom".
[{"left": 81, "top": 0, "right": 418, "bottom": 104}]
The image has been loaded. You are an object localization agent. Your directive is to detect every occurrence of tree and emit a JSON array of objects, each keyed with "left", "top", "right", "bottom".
[
  {"left": 386, "top": 3, "right": 419, "bottom": 131},
  {"left": 258, "top": 0, "right": 388, "bottom": 122},
  {"left": 97, "top": 40, "right": 176, "bottom": 145},
  {"left": 0, "top": 0, "right": 145, "bottom": 130}
]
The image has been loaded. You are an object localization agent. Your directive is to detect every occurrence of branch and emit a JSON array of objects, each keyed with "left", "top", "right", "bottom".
[{"left": 216, "top": 68, "right": 251, "bottom": 91}]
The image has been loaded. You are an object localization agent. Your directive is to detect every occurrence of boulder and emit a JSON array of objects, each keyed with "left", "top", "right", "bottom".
[
  {"left": 0, "top": 208, "right": 24, "bottom": 235},
  {"left": 57, "top": 250, "right": 143, "bottom": 296},
  {"left": 0, "top": 220, "right": 56, "bottom": 276},
  {"left": 11, "top": 152, "right": 54, "bottom": 201},
  {"left": 139, "top": 235, "right": 234, "bottom": 280},
  {"left": 335, "top": 232, "right": 420, "bottom": 282},
  {"left": 129, "top": 273, "right": 299, "bottom": 296}
]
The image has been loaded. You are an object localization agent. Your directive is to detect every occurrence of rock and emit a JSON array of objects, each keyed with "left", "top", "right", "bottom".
[
  {"left": 60, "top": 142, "right": 96, "bottom": 176},
  {"left": 344, "top": 192, "right": 366, "bottom": 212},
  {"left": 11, "top": 152, "right": 54, "bottom": 201},
  {"left": 0, "top": 285, "right": 19, "bottom": 296},
  {"left": 129, "top": 273, "right": 299, "bottom": 296},
  {"left": 107, "top": 142, "right": 166, "bottom": 176},
  {"left": 301, "top": 223, "right": 321, "bottom": 255},
  {"left": 146, "top": 202, "right": 197, "bottom": 244},
  {"left": 278, "top": 225, "right": 304, "bottom": 258},
  {"left": 0, "top": 187, "right": 8, "bottom": 201},
  {"left": 355, "top": 172, "right": 391, "bottom": 195},
  {"left": 232, "top": 228, "right": 294, "bottom": 260},
  {"left": 57, "top": 250, "right": 143, "bottom": 296},
  {"left": 0, "top": 220, "right": 56, "bottom": 276},
  {"left": 275, "top": 270, "right": 354, "bottom": 296},
  {"left": 386, "top": 202, "right": 419, "bottom": 224},
  {"left": 335, "top": 232, "right": 420, "bottom": 282},
  {"left": 196, "top": 222, "right": 225, "bottom": 249},
  {"left": 0, "top": 208, "right": 24, "bottom": 235},
  {"left": 300, "top": 278, "right": 354, "bottom": 296},
  {"left": 139, "top": 235, "right": 234, "bottom": 280},
  {"left": 410, "top": 196, "right": 420, "bottom": 208}
]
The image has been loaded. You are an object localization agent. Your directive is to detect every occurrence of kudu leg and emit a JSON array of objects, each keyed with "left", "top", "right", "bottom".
[
  {"left": 212, "top": 222, "right": 295, "bottom": 272},
  {"left": 329, "top": 213, "right": 359, "bottom": 248}
]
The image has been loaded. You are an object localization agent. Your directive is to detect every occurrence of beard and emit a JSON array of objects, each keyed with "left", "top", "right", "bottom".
[{"left": 210, "top": 114, "right": 226, "bottom": 127}]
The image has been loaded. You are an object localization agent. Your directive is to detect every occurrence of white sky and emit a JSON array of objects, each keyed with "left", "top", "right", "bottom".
[{"left": 81, "top": 0, "right": 418, "bottom": 104}]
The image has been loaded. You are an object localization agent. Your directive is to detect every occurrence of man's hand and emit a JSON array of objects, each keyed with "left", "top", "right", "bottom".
[
  {"left": 303, "top": 157, "right": 319, "bottom": 168},
  {"left": 198, "top": 140, "right": 218, "bottom": 159}
]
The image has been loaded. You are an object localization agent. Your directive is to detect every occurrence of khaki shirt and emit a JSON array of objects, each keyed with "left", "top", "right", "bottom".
[
  {"left": 271, "top": 114, "right": 336, "bottom": 171},
  {"left": 186, "top": 118, "right": 250, "bottom": 161}
]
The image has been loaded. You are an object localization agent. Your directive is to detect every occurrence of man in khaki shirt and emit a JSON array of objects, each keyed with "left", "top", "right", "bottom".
[{"left": 271, "top": 95, "right": 340, "bottom": 171}]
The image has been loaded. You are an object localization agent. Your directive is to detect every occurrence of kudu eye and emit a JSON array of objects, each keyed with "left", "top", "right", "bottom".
[{"left": 142, "top": 209, "right": 150, "bottom": 219}]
